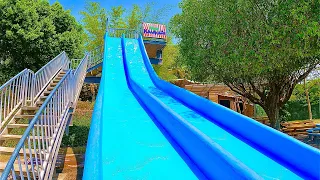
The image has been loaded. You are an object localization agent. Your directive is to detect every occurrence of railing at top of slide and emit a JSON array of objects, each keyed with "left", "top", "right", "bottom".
[
  {"left": 72, "top": 47, "right": 103, "bottom": 71},
  {"left": 0, "top": 52, "right": 69, "bottom": 130},
  {"left": 108, "top": 28, "right": 139, "bottom": 39},
  {"left": 0, "top": 54, "right": 90, "bottom": 180}
]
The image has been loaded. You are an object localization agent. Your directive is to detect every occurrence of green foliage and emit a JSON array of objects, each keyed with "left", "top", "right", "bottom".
[
  {"left": 153, "top": 43, "right": 178, "bottom": 81},
  {"left": 285, "top": 78, "right": 320, "bottom": 120},
  {"left": 109, "top": 6, "right": 127, "bottom": 28},
  {"left": 61, "top": 111, "right": 91, "bottom": 147},
  {"left": 81, "top": 2, "right": 173, "bottom": 51},
  {"left": 284, "top": 101, "right": 320, "bottom": 121},
  {"left": 255, "top": 105, "right": 267, "bottom": 117},
  {"left": 80, "top": 2, "right": 180, "bottom": 81},
  {"left": 279, "top": 104, "right": 291, "bottom": 122},
  {"left": 290, "top": 79, "right": 320, "bottom": 105},
  {"left": 80, "top": 2, "right": 107, "bottom": 52},
  {"left": 0, "top": 0, "right": 85, "bottom": 84},
  {"left": 171, "top": 0, "right": 320, "bottom": 128},
  {"left": 127, "top": 5, "right": 143, "bottom": 29},
  {"left": 154, "top": 41, "right": 189, "bottom": 81}
]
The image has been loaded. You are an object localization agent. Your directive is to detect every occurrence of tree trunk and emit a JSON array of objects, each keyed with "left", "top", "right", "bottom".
[
  {"left": 304, "top": 79, "right": 313, "bottom": 120},
  {"left": 263, "top": 104, "right": 280, "bottom": 130}
]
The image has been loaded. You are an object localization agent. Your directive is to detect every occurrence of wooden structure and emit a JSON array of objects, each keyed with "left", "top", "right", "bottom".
[
  {"left": 143, "top": 39, "right": 166, "bottom": 64},
  {"left": 281, "top": 120, "right": 316, "bottom": 136},
  {"left": 173, "top": 79, "right": 255, "bottom": 117},
  {"left": 142, "top": 23, "right": 167, "bottom": 65}
]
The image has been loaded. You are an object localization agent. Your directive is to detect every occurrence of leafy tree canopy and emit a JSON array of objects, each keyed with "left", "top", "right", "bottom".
[
  {"left": 0, "top": 0, "right": 85, "bottom": 84},
  {"left": 81, "top": 2, "right": 182, "bottom": 81},
  {"left": 291, "top": 78, "right": 320, "bottom": 105},
  {"left": 171, "top": 0, "right": 320, "bottom": 128},
  {"left": 153, "top": 37, "right": 189, "bottom": 81},
  {"left": 81, "top": 2, "right": 172, "bottom": 51}
]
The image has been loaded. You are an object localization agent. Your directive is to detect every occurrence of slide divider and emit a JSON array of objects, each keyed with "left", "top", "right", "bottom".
[
  {"left": 121, "top": 35, "right": 262, "bottom": 180},
  {"left": 137, "top": 35, "right": 320, "bottom": 180}
]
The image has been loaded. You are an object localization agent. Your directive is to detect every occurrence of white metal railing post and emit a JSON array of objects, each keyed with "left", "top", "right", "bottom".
[{"left": 1, "top": 50, "right": 92, "bottom": 179}]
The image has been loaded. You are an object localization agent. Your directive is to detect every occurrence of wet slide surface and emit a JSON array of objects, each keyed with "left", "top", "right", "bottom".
[
  {"left": 97, "top": 38, "right": 197, "bottom": 179},
  {"left": 123, "top": 38, "right": 303, "bottom": 179}
]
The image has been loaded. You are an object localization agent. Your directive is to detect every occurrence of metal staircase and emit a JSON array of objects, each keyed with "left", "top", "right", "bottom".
[{"left": 0, "top": 50, "right": 98, "bottom": 179}]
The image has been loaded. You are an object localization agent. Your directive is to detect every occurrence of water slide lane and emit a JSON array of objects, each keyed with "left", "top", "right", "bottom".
[
  {"left": 123, "top": 38, "right": 305, "bottom": 180},
  {"left": 89, "top": 37, "right": 198, "bottom": 179}
]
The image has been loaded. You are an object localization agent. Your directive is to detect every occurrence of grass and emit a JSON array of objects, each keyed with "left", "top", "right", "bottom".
[{"left": 61, "top": 101, "right": 94, "bottom": 147}]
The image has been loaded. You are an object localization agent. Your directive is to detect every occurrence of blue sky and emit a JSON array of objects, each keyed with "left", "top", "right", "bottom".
[{"left": 49, "top": 0, "right": 181, "bottom": 24}]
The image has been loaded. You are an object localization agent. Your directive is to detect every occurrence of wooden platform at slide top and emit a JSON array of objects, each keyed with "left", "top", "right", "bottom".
[{"left": 144, "top": 43, "right": 165, "bottom": 58}]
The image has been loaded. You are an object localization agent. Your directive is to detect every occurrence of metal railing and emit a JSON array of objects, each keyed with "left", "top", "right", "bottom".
[
  {"left": 33, "top": 52, "right": 70, "bottom": 104},
  {"left": 72, "top": 54, "right": 89, "bottom": 108},
  {"left": 0, "top": 69, "right": 33, "bottom": 129},
  {"left": 0, "top": 52, "right": 70, "bottom": 130},
  {"left": 108, "top": 28, "right": 139, "bottom": 39},
  {"left": 1, "top": 70, "right": 73, "bottom": 180},
  {"left": 71, "top": 59, "right": 82, "bottom": 69},
  {"left": 88, "top": 47, "right": 103, "bottom": 70},
  {"left": 0, "top": 50, "right": 93, "bottom": 179}
]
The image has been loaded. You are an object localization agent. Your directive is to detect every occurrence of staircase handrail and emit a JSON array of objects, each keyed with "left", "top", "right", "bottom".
[
  {"left": 73, "top": 53, "right": 89, "bottom": 108},
  {"left": 33, "top": 52, "right": 70, "bottom": 104},
  {"left": 1, "top": 70, "right": 73, "bottom": 180},
  {"left": 0, "top": 69, "right": 34, "bottom": 129}
]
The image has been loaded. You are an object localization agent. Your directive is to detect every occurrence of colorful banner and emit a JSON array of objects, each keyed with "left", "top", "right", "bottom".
[{"left": 143, "top": 22, "right": 167, "bottom": 39}]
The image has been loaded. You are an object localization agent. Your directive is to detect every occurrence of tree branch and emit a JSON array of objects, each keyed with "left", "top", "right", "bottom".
[{"left": 226, "top": 82, "right": 263, "bottom": 106}]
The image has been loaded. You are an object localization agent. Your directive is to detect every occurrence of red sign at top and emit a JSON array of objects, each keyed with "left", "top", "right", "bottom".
[{"left": 143, "top": 23, "right": 167, "bottom": 39}]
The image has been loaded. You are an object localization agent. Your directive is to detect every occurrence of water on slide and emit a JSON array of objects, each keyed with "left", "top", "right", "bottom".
[
  {"left": 123, "top": 38, "right": 303, "bottom": 180},
  {"left": 99, "top": 37, "right": 197, "bottom": 179}
]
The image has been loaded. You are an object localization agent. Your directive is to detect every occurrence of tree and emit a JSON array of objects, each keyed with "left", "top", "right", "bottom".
[
  {"left": 304, "top": 78, "right": 312, "bottom": 120},
  {"left": 81, "top": 2, "right": 172, "bottom": 50},
  {"left": 80, "top": 2, "right": 181, "bottom": 81},
  {"left": 171, "top": 0, "right": 320, "bottom": 129},
  {"left": 0, "top": 0, "right": 85, "bottom": 84},
  {"left": 127, "top": 5, "right": 142, "bottom": 30},
  {"left": 80, "top": 2, "right": 107, "bottom": 52}
]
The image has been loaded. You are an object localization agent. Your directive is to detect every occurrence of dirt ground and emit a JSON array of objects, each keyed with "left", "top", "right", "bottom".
[{"left": 55, "top": 147, "right": 85, "bottom": 180}]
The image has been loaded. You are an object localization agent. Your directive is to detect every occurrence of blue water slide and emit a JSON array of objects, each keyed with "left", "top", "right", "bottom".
[
  {"left": 122, "top": 37, "right": 262, "bottom": 180},
  {"left": 122, "top": 36, "right": 320, "bottom": 180},
  {"left": 83, "top": 35, "right": 199, "bottom": 179}
]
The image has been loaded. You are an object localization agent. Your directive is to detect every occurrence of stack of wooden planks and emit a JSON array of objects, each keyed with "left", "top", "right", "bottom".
[
  {"left": 281, "top": 120, "right": 316, "bottom": 136},
  {"left": 253, "top": 116, "right": 270, "bottom": 126}
]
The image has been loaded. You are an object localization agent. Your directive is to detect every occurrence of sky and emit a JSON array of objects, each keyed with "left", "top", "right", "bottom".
[{"left": 49, "top": 0, "right": 182, "bottom": 24}]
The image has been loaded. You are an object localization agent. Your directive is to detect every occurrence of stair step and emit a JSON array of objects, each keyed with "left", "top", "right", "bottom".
[
  {"left": 50, "top": 83, "right": 58, "bottom": 87},
  {"left": 48, "top": 87, "right": 55, "bottom": 91},
  {"left": 0, "top": 162, "right": 40, "bottom": 177},
  {"left": 40, "top": 96, "right": 48, "bottom": 99},
  {"left": 7, "top": 124, "right": 32, "bottom": 129},
  {"left": 7, "top": 124, "right": 51, "bottom": 129},
  {"left": 21, "top": 106, "right": 38, "bottom": 111},
  {"left": 43, "top": 91, "right": 51, "bottom": 95},
  {"left": 0, "top": 135, "right": 48, "bottom": 140},
  {"left": 0, "top": 162, "right": 27, "bottom": 172},
  {"left": 15, "top": 115, "right": 35, "bottom": 120},
  {"left": 0, "top": 146, "right": 45, "bottom": 156},
  {"left": 36, "top": 101, "right": 43, "bottom": 106}
]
